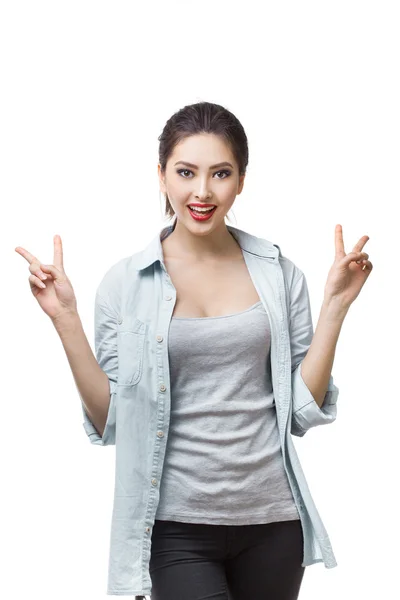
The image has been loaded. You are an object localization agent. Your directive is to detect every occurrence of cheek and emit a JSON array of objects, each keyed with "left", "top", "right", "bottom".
[
  {"left": 170, "top": 183, "right": 192, "bottom": 201},
  {"left": 169, "top": 190, "right": 189, "bottom": 205},
  {"left": 221, "top": 181, "right": 239, "bottom": 200}
]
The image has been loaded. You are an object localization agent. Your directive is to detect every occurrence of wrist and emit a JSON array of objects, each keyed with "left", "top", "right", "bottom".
[
  {"left": 321, "top": 296, "right": 349, "bottom": 323},
  {"left": 52, "top": 310, "right": 81, "bottom": 332}
]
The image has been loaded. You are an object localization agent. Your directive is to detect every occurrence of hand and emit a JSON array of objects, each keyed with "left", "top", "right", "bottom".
[
  {"left": 323, "top": 224, "right": 373, "bottom": 311},
  {"left": 15, "top": 234, "right": 78, "bottom": 321}
]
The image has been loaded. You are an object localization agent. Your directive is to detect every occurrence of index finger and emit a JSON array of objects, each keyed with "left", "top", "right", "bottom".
[
  {"left": 53, "top": 234, "right": 64, "bottom": 269},
  {"left": 335, "top": 224, "right": 345, "bottom": 258}
]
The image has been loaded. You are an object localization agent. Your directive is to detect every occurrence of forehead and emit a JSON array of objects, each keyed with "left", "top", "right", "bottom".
[{"left": 170, "top": 133, "right": 234, "bottom": 161}]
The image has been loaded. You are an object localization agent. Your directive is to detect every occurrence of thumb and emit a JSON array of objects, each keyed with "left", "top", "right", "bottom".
[{"left": 40, "top": 263, "right": 65, "bottom": 283}]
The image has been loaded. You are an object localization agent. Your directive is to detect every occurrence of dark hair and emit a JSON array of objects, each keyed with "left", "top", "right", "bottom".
[{"left": 158, "top": 101, "right": 249, "bottom": 223}]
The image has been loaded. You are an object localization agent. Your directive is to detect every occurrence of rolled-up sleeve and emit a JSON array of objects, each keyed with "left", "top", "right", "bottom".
[
  {"left": 81, "top": 290, "right": 118, "bottom": 446},
  {"left": 288, "top": 270, "right": 339, "bottom": 437}
]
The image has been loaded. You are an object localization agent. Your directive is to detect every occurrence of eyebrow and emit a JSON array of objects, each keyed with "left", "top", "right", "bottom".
[{"left": 174, "top": 161, "right": 234, "bottom": 169}]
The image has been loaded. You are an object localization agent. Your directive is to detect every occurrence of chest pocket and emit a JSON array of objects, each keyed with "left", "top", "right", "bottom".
[{"left": 117, "top": 316, "right": 146, "bottom": 386}]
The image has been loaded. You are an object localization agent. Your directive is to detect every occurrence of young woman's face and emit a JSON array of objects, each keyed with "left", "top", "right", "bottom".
[{"left": 158, "top": 133, "right": 245, "bottom": 232}]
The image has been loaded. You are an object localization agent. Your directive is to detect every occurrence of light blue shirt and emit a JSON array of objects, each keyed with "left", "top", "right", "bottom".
[{"left": 81, "top": 221, "right": 339, "bottom": 596}]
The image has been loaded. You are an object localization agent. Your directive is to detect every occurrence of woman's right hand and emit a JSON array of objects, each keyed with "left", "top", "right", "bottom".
[{"left": 15, "top": 234, "right": 78, "bottom": 322}]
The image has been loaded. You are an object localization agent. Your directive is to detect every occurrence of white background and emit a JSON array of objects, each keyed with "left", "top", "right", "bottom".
[{"left": 2, "top": 1, "right": 398, "bottom": 598}]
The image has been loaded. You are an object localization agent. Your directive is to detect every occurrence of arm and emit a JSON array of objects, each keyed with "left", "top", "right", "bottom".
[
  {"left": 300, "top": 299, "right": 347, "bottom": 408},
  {"left": 53, "top": 291, "right": 118, "bottom": 446},
  {"left": 289, "top": 270, "right": 340, "bottom": 437}
]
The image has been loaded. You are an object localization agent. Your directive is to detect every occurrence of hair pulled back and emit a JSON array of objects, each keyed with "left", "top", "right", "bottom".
[{"left": 158, "top": 101, "right": 249, "bottom": 222}]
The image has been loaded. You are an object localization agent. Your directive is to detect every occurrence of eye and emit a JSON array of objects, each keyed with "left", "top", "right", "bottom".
[
  {"left": 176, "top": 169, "right": 193, "bottom": 178},
  {"left": 176, "top": 169, "right": 232, "bottom": 179},
  {"left": 215, "top": 170, "right": 231, "bottom": 179}
]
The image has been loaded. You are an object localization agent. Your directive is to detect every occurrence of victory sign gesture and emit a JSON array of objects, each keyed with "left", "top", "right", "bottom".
[
  {"left": 324, "top": 224, "right": 373, "bottom": 311},
  {"left": 15, "top": 234, "right": 78, "bottom": 322}
]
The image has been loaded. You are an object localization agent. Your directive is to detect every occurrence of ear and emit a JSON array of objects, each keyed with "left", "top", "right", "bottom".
[
  {"left": 237, "top": 174, "right": 245, "bottom": 195},
  {"left": 158, "top": 164, "right": 167, "bottom": 194}
]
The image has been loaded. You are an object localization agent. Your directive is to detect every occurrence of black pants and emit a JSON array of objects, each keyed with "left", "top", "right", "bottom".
[{"left": 148, "top": 518, "right": 305, "bottom": 600}]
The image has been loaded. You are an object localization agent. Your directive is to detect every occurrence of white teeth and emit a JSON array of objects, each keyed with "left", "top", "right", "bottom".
[{"left": 189, "top": 206, "right": 215, "bottom": 213}]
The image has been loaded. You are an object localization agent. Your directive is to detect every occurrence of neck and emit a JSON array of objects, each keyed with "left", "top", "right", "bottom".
[{"left": 164, "top": 218, "right": 240, "bottom": 261}]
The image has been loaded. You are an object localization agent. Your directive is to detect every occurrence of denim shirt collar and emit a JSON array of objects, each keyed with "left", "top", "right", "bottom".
[{"left": 133, "top": 219, "right": 281, "bottom": 272}]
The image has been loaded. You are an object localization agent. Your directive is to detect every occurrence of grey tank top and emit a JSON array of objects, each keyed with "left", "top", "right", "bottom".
[{"left": 155, "top": 300, "right": 300, "bottom": 525}]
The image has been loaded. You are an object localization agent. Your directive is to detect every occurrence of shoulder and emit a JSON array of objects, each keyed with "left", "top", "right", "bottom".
[
  {"left": 95, "top": 253, "right": 141, "bottom": 311},
  {"left": 231, "top": 224, "right": 306, "bottom": 291},
  {"left": 278, "top": 251, "right": 305, "bottom": 290},
  {"left": 252, "top": 231, "right": 304, "bottom": 289}
]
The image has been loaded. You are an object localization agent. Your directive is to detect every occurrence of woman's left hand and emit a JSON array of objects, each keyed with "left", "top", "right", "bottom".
[{"left": 324, "top": 224, "right": 373, "bottom": 310}]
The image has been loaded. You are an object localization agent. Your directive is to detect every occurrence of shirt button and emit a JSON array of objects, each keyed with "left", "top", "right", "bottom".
[
  {"left": 157, "top": 431, "right": 164, "bottom": 437},
  {"left": 165, "top": 295, "right": 172, "bottom": 301},
  {"left": 156, "top": 334, "right": 163, "bottom": 342},
  {"left": 117, "top": 317, "right": 123, "bottom": 324},
  {"left": 151, "top": 478, "right": 157, "bottom": 486},
  {"left": 159, "top": 383, "right": 166, "bottom": 392}
]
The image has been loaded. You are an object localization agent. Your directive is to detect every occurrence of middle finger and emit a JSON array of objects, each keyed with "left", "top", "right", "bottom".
[
  {"left": 15, "top": 246, "right": 48, "bottom": 280},
  {"left": 15, "top": 246, "right": 38, "bottom": 265},
  {"left": 355, "top": 236, "right": 369, "bottom": 252}
]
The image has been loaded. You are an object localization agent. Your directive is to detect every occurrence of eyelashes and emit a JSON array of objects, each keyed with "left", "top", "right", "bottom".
[{"left": 176, "top": 169, "right": 232, "bottom": 180}]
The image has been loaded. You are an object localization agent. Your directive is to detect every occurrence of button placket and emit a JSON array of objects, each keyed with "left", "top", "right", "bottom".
[{"left": 152, "top": 283, "right": 173, "bottom": 499}]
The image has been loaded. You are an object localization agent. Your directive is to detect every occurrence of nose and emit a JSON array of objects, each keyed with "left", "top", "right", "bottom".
[{"left": 194, "top": 179, "right": 212, "bottom": 201}]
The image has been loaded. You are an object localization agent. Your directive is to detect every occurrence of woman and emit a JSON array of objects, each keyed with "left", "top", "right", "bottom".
[{"left": 15, "top": 101, "right": 372, "bottom": 599}]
